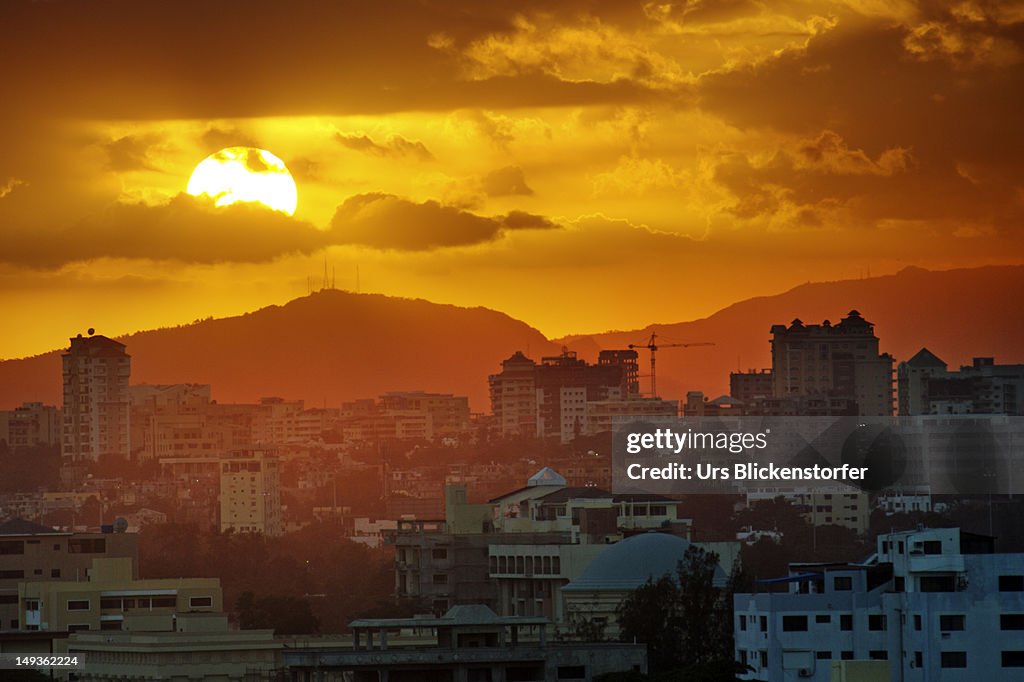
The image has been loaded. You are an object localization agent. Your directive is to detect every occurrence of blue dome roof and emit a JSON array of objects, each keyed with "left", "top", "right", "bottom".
[{"left": 562, "top": 533, "right": 727, "bottom": 592}]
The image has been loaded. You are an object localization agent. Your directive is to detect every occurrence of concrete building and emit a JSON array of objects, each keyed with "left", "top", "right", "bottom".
[
  {"left": 490, "top": 351, "right": 540, "bottom": 438},
  {"left": 0, "top": 518, "right": 138, "bottom": 631},
  {"left": 898, "top": 351, "right": 1024, "bottom": 416},
  {"left": 380, "top": 391, "right": 472, "bottom": 440},
  {"left": 284, "top": 604, "right": 647, "bottom": 682},
  {"left": 733, "top": 527, "right": 1024, "bottom": 682},
  {"left": 68, "top": 617, "right": 279, "bottom": 681},
  {"left": 731, "top": 369, "right": 774, "bottom": 404},
  {"left": 219, "top": 448, "right": 283, "bottom": 536},
  {"left": 770, "top": 311, "right": 894, "bottom": 416},
  {"left": 19, "top": 556, "right": 221, "bottom": 633},
  {"left": 62, "top": 333, "right": 131, "bottom": 462},
  {"left": 490, "top": 350, "right": 642, "bottom": 442},
  {"left": 0, "top": 402, "right": 61, "bottom": 449},
  {"left": 584, "top": 397, "right": 678, "bottom": 435},
  {"left": 391, "top": 470, "right": 695, "bottom": 621}
]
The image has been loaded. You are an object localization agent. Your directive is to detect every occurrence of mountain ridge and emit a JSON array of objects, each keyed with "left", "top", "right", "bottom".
[{"left": 1, "top": 265, "right": 1021, "bottom": 411}]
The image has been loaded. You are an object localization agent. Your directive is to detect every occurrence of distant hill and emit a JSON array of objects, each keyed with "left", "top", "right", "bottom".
[
  {"left": 558, "top": 265, "right": 1024, "bottom": 399},
  {"left": 1, "top": 265, "right": 1021, "bottom": 411},
  {"left": 0, "top": 291, "right": 561, "bottom": 411}
]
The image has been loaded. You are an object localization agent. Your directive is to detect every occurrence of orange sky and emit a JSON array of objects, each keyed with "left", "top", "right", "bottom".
[{"left": 1, "top": 0, "right": 1023, "bottom": 359}]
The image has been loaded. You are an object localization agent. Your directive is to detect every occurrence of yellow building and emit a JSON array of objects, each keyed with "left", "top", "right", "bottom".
[
  {"left": 219, "top": 448, "right": 283, "bottom": 536},
  {"left": 18, "top": 557, "right": 221, "bottom": 633}
]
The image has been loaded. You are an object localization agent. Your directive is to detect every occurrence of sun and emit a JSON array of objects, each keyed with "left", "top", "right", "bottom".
[{"left": 186, "top": 147, "right": 298, "bottom": 216}]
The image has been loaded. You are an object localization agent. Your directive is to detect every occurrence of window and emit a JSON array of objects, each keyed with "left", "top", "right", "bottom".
[
  {"left": 939, "top": 614, "right": 965, "bottom": 631},
  {"left": 1003, "top": 651, "right": 1024, "bottom": 667},
  {"left": 152, "top": 597, "right": 176, "bottom": 608},
  {"left": 1000, "top": 576, "right": 1024, "bottom": 592},
  {"left": 739, "top": 615, "right": 747, "bottom": 631},
  {"left": 67, "top": 623, "right": 90, "bottom": 633},
  {"left": 869, "top": 650, "right": 888, "bottom": 660},
  {"left": 432, "top": 548, "right": 448, "bottom": 560},
  {"left": 100, "top": 620, "right": 122, "bottom": 631},
  {"left": 914, "top": 652, "right": 923, "bottom": 668},
  {"left": 0, "top": 570, "right": 24, "bottom": 579},
  {"left": 759, "top": 651, "right": 767, "bottom": 668},
  {"left": 68, "top": 538, "right": 106, "bottom": 554},
  {"left": 24, "top": 599, "right": 39, "bottom": 611},
  {"left": 0, "top": 540, "right": 25, "bottom": 555},
  {"left": 914, "top": 614, "right": 922, "bottom": 630},
  {"left": 100, "top": 598, "right": 121, "bottom": 610},
  {"left": 815, "top": 651, "right": 832, "bottom": 660},
  {"left": 922, "top": 540, "right": 942, "bottom": 555},
  {"left": 189, "top": 596, "right": 213, "bottom": 608},
  {"left": 557, "top": 666, "right": 586, "bottom": 679},
  {"left": 1002, "top": 614, "right": 1024, "bottom": 630},
  {"left": 782, "top": 616, "right": 808, "bottom": 632},
  {"left": 894, "top": 577, "right": 905, "bottom": 592},
  {"left": 841, "top": 651, "right": 854, "bottom": 660},
  {"left": 868, "top": 614, "right": 887, "bottom": 631},
  {"left": 51, "top": 569, "right": 60, "bottom": 578},
  {"left": 833, "top": 576, "right": 852, "bottom": 591},
  {"left": 840, "top": 614, "right": 853, "bottom": 631},
  {"left": 920, "top": 576, "right": 955, "bottom": 592},
  {"left": 0, "top": 595, "right": 17, "bottom": 605},
  {"left": 941, "top": 651, "right": 967, "bottom": 668},
  {"left": 433, "top": 573, "right": 448, "bottom": 585},
  {"left": 33, "top": 569, "right": 42, "bottom": 576},
  {"left": 67, "top": 600, "right": 90, "bottom": 611},
  {"left": 760, "top": 616, "right": 767, "bottom": 632},
  {"left": 816, "top": 614, "right": 831, "bottom": 624}
]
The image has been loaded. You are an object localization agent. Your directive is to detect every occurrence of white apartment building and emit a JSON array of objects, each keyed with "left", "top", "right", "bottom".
[
  {"left": 734, "top": 527, "right": 1024, "bottom": 681},
  {"left": 62, "top": 334, "right": 131, "bottom": 462}
]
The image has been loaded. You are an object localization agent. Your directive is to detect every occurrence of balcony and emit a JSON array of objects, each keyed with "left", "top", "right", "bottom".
[{"left": 908, "top": 554, "right": 965, "bottom": 574}]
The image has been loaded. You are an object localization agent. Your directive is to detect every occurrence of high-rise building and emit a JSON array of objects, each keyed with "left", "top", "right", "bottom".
[
  {"left": 489, "top": 352, "right": 539, "bottom": 438},
  {"left": 770, "top": 310, "right": 894, "bottom": 416},
  {"left": 61, "top": 334, "right": 131, "bottom": 462}
]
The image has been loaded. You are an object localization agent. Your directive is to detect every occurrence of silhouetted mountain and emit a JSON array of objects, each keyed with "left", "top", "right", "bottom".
[
  {"left": 0, "top": 291, "right": 561, "bottom": 411},
  {"left": 558, "top": 265, "right": 1024, "bottom": 399},
  {"left": 1, "top": 266, "right": 1021, "bottom": 411}
]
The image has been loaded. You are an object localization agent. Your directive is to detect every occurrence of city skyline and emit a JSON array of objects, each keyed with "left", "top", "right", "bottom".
[{"left": 2, "top": 0, "right": 1023, "bottom": 359}]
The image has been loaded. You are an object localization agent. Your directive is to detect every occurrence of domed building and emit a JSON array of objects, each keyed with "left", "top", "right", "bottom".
[{"left": 560, "top": 532, "right": 728, "bottom": 638}]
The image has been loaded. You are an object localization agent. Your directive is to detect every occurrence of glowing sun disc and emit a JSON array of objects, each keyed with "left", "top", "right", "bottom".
[{"left": 186, "top": 147, "right": 298, "bottom": 215}]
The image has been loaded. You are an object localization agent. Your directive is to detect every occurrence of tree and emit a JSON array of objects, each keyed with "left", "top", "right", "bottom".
[{"left": 617, "top": 575, "right": 684, "bottom": 673}]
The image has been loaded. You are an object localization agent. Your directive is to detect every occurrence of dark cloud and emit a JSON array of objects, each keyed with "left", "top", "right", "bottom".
[
  {"left": 2, "top": 194, "right": 325, "bottom": 267},
  {"left": 328, "top": 193, "right": 558, "bottom": 250},
  {"left": 200, "top": 127, "right": 261, "bottom": 154},
  {"left": 336, "top": 134, "right": 434, "bottom": 161},
  {"left": 102, "top": 134, "right": 163, "bottom": 172},
  {"left": 481, "top": 166, "right": 534, "bottom": 196}
]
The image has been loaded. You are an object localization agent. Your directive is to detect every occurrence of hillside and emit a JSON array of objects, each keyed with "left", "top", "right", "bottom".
[
  {"left": 0, "top": 291, "right": 561, "bottom": 411},
  {"left": 559, "top": 265, "right": 1024, "bottom": 399},
  {"left": 1, "top": 265, "right": 1021, "bottom": 411}
]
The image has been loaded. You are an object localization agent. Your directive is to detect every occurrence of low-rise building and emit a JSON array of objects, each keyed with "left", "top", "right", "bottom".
[
  {"left": 0, "top": 518, "right": 137, "bottom": 632},
  {"left": 18, "top": 556, "right": 221, "bottom": 634}
]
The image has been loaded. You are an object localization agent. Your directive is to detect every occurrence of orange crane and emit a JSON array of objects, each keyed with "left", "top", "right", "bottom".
[{"left": 628, "top": 332, "right": 714, "bottom": 398}]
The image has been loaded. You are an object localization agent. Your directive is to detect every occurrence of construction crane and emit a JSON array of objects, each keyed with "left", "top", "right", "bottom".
[{"left": 628, "top": 332, "right": 714, "bottom": 398}]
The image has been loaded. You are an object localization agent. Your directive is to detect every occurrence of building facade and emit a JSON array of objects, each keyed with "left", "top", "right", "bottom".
[
  {"left": 733, "top": 527, "right": 1024, "bottom": 681},
  {"left": 62, "top": 334, "right": 131, "bottom": 462},
  {"left": 219, "top": 448, "right": 283, "bottom": 536},
  {"left": 770, "top": 311, "right": 894, "bottom": 416}
]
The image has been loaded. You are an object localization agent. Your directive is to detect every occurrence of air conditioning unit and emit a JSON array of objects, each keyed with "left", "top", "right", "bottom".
[{"left": 798, "top": 668, "right": 813, "bottom": 678}]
